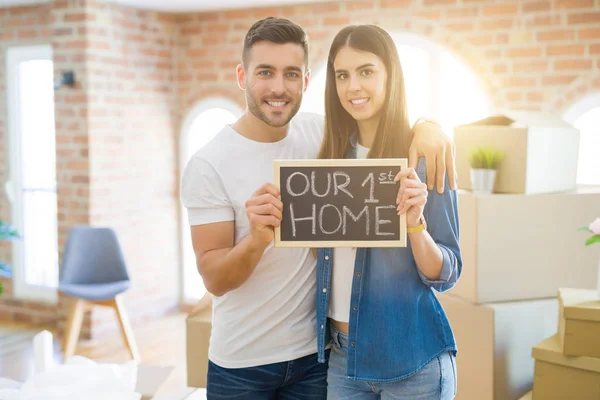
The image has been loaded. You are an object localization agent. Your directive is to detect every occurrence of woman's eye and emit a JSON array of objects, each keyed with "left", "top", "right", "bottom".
[
  {"left": 336, "top": 73, "right": 347, "bottom": 80},
  {"left": 361, "top": 69, "right": 373, "bottom": 76}
]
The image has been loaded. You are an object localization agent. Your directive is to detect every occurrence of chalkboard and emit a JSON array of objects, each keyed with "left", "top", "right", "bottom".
[{"left": 273, "top": 159, "right": 407, "bottom": 248}]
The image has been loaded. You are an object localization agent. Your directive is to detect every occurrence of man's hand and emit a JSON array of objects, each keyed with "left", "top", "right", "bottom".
[
  {"left": 409, "top": 120, "right": 457, "bottom": 193},
  {"left": 245, "top": 183, "right": 283, "bottom": 246}
]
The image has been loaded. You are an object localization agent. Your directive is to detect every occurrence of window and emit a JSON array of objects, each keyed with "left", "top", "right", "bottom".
[
  {"left": 301, "top": 33, "right": 491, "bottom": 137},
  {"left": 179, "top": 99, "right": 241, "bottom": 303},
  {"left": 563, "top": 94, "right": 600, "bottom": 185},
  {"left": 6, "top": 45, "right": 58, "bottom": 302}
]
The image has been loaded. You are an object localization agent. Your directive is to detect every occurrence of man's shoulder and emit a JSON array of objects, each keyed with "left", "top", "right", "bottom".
[{"left": 189, "top": 126, "right": 234, "bottom": 160}]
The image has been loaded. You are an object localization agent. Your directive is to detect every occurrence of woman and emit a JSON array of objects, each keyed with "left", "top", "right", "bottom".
[{"left": 315, "top": 25, "right": 462, "bottom": 399}]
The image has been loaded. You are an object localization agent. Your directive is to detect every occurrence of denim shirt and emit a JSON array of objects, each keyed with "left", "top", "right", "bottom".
[{"left": 316, "top": 150, "right": 462, "bottom": 383}]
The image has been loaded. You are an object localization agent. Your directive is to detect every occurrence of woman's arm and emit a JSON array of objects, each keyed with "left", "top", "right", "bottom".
[{"left": 396, "top": 159, "right": 462, "bottom": 292}]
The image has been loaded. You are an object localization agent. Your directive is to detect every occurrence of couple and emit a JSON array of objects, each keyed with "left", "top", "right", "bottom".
[{"left": 181, "top": 17, "right": 462, "bottom": 400}]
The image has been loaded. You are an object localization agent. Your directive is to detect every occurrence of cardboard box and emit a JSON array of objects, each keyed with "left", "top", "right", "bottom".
[
  {"left": 558, "top": 288, "right": 600, "bottom": 358},
  {"left": 453, "top": 188, "right": 600, "bottom": 303},
  {"left": 532, "top": 335, "right": 600, "bottom": 399},
  {"left": 186, "top": 293, "right": 212, "bottom": 389},
  {"left": 437, "top": 293, "right": 558, "bottom": 400},
  {"left": 454, "top": 111, "right": 580, "bottom": 194}
]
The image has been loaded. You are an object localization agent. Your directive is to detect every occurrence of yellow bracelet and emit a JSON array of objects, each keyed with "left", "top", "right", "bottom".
[{"left": 407, "top": 218, "right": 427, "bottom": 234}]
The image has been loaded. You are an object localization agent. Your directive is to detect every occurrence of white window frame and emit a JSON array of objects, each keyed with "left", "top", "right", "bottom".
[
  {"left": 6, "top": 44, "right": 58, "bottom": 303},
  {"left": 179, "top": 98, "right": 242, "bottom": 304},
  {"left": 563, "top": 93, "right": 600, "bottom": 124},
  {"left": 392, "top": 32, "right": 443, "bottom": 121},
  {"left": 563, "top": 92, "right": 600, "bottom": 186}
]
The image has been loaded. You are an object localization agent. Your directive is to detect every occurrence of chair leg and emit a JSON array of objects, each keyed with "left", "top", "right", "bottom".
[
  {"left": 112, "top": 294, "right": 140, "bottom": 361},
  {"left": 63, "top": 298, "right": 86, "bottom": 361}
]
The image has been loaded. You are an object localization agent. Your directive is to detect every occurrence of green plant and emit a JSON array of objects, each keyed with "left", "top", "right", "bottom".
[
  {"left": 468, "top": 146, "right": 504, "bottom": 170},
  {"left": 0, "top": 219, "right": 20, "bottom": 295},
  {"left": 578, "top": 217, "right": 600, "bottom": 247}
]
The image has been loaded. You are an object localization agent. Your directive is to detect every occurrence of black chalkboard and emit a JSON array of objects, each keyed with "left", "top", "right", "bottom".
[{"left": 274, "top": 159, "right": 407, "bottom": 248}]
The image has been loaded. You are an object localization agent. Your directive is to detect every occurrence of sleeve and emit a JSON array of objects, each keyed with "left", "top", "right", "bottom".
[
  {"left": 180, "top": 155, "right": 234, "bottom": 226},
  {"left": 414, "top": 158, "right": 463, "bottom": 292}
]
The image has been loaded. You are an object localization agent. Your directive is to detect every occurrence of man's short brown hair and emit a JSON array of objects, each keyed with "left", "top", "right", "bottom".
[{"left": 242, "top": 17, "right": 309, "bottom": 67}]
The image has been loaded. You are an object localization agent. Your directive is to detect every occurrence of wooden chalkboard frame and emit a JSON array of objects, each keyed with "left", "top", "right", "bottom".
[{"left": 273, "top": 158, "right": 407, "bottom": 248}]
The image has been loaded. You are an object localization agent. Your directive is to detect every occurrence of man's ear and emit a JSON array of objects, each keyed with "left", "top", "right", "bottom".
[
  {"left": 236, "top": 64, "right": 246, "bottom": 91},
  {"left": 303, "top": 68, "right": 311, "bottom": 93}
]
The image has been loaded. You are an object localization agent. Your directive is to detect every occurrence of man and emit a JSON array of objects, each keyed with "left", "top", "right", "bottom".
[{"left": 181, "top": 17, "right": 456, "bottom": 399}]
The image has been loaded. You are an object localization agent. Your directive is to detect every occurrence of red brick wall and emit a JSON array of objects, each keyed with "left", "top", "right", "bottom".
[
  {"left": 177, "top": 0, "right": 600, "bottom": 117},
  {"left": 0, "top": 1, "right": 179, "bottom": 338},
  {"left": 81, "top": 2, "right": 180, "bottom": 334}
]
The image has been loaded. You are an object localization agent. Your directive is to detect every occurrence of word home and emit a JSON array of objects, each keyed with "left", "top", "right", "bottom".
[{"left": 274, "top": 158, "right": 407, "bottom": 248}]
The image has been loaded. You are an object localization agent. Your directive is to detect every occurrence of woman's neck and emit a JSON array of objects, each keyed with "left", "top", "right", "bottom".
[{"left": 357, "top": 117, "right": 380, "bottom": 148}]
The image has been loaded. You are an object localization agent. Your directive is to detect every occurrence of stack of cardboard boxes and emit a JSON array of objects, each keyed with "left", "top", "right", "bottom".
[
  {"left": 523, "top": 287, "right": 600, "bottom": 399},
  {"left": 439, "top": 111, "right": 600, "bottom": 400}
]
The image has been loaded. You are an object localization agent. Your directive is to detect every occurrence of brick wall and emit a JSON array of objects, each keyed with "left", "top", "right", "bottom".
[
  {"left": 0, "top": 0, "right": 179, "bottom": 338},
  {"left": 81, "top": 1, "right": 180, "bottom": 335},
  {"left": 177, "top": 0, "right": 600, "bottom": 117},
  {"left": 1, "top": 0, "right": 599, "bottom": 338}
]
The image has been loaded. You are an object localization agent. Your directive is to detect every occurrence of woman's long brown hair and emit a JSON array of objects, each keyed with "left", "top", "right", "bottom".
[{"left": 318, "top": 25, "right": 413, "bottom": 160}]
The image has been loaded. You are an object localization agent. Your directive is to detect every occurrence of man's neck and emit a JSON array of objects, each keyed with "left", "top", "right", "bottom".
[{"left": 232, "top": 111, "right": 289, "bottom": 143}]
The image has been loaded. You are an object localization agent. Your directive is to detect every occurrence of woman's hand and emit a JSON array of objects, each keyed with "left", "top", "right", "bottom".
[{"left": 394, "top": 167, "right": 428, "bottom": 227}]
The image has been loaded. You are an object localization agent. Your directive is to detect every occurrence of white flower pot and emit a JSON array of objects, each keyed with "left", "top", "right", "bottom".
[{"left": 470, "top": 168, "right": 497, "bottom": 194}]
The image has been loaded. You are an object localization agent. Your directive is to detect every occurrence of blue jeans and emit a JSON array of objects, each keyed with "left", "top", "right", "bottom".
[
  {"left": 207, "top": 351, "right": 329, "bottom": 399},
  {"left": 327, "top": 324, "right": 457, "bottom": 399}
]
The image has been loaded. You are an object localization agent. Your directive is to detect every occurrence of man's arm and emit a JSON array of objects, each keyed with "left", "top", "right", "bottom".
[
  {"left": 409, "top": 119, "right": 457, "bottom": 194},
  {"left": 190, "top": 221, "right": 269, "bottom": 297},
  {"left": 190, "top": 183, "right": 282, "bottom": 297}
]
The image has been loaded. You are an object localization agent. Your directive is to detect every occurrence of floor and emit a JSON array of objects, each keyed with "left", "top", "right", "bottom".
[{"left": 0, "top": 312, "right": 206, "bottom": 399}]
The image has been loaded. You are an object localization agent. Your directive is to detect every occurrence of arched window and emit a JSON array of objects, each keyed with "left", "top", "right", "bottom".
[
  {"left": 563, "top": 93, "right": 600, "bottom": 185},
  {"left": 301, "top": 33, "right": 491, "bottom": 137},
  {"left": 179, "top": 98, "right": 242, "bottom": 303}
]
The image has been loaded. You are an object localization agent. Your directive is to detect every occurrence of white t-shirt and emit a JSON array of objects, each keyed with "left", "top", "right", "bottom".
[
  {"left": 180, "top": 112, "right": 324, "bottom": 368},
  {"left": 328, "top": 142, "right": 370, "bottom": 323}
]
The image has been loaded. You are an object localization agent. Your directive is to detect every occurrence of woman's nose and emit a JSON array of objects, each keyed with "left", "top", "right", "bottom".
[{"left": 348, "top": 75, "right": 361, "bottom": 92}]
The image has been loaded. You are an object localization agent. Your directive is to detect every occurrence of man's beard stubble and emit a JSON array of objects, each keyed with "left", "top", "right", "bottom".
[{"left": 246, "top": 88, "right": 302, "bottom": 128}]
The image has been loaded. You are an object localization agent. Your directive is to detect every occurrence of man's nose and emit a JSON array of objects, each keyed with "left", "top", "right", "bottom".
[{"left": 269, "top": 75, "right": 286, "bottom": 94}]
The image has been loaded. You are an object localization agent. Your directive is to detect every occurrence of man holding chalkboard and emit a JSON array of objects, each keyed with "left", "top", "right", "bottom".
[{"left": 180, "top": 17, "right": 456, "bottom": 400}]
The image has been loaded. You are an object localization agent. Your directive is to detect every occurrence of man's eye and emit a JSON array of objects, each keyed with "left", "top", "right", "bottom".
[
  {"left": 258, "top": 71, "right": 271, "bottom": 76},
  {"left": 287, "top": 72, "right": 299, "bottom": 78}
]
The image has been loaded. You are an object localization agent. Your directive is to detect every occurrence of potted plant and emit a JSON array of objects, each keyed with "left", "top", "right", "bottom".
[
  {"left": 0, "top": 219, "right": 20, "bottom": 295},
  {"left": 579, "top": 217, "right": 600, "bottom": 298},
  {"left": 468, "top": 146, "right": 504, "bottom": 194}
]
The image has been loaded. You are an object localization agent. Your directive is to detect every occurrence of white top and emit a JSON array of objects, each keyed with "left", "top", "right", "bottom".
[
  {"left": 328, "top": 142, "right": 370, "bottom": 323},
  {"left": 180, "top": 112, "right": 324, "bottom": 368}
]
